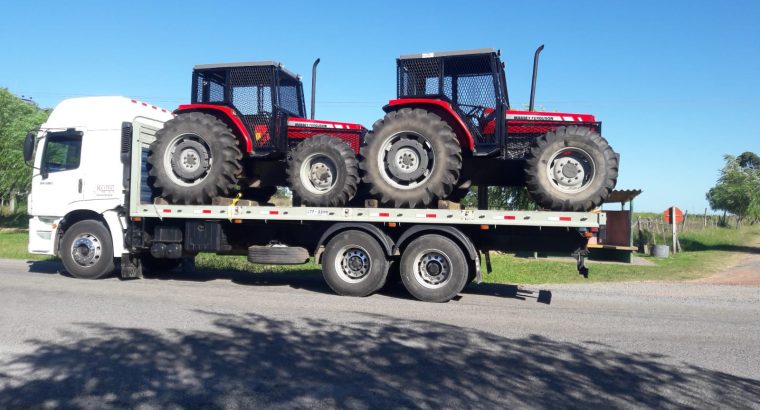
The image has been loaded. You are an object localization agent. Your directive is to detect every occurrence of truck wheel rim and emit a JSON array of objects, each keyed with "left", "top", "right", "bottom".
[
  {"left": 71, "top": 233, "right": 102, "bottom": 268},
  {"left": 545, "top": 147, "right": 596, "bottom": 193},
  {"left": 413, "top": 250, "right": 451, "bottom": 289},
  {"left": 378, "top": 131, "right": 434, "bottom": 190},
  {"left": 164, "top": 133, "right": 212, "bottom": 186},
  {"left": 300, "top": 153, "right": 337, "bottom": 194},
  {"left": 335, "top": 246, "right": 371, "bottom": 283}
]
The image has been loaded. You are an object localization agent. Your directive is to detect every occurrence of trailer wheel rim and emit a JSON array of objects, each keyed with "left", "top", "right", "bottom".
[
  {"left": 412, "top": 250, "right": 451, "bottom": 289},
  {"left": 334, "top": 245, "right": 371, "bottom": 283},
  {"left": 300, "top": 153, "right": 337, "bottom": 194},
  {"left": 164, "top": 133, "right": 212, "bottom": 186},
  {"left": 545, "top": 147, "right": 596, "bottom": 193},
  {"left": 70, "top": 233, "right": 102, "bottom": 268},
  {"left": 378, "top": 131, "right": 434, "bottom": 190}
]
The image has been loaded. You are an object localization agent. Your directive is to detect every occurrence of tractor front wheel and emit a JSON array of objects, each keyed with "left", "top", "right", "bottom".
[
  {"left": 524, "top": 126, "right": 618, "bottom": 211},
  {"left": 360, "top": 108, "right": 462, "bottom": 208},
  {"left": 287, "top": 135, "right": 359, "bottom": 207},
  {"left": 148, "top": 112, "right": 242, "bottom": 204}
]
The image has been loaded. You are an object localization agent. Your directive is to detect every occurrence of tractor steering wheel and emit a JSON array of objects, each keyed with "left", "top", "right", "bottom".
[{"left": 459, "top": 104, "right": 488, "bottom": 119}]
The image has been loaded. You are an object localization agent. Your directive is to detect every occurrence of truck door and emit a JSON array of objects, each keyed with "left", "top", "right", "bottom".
[{"left": 30, "top": 129, "right": 84, "bottom": 216}]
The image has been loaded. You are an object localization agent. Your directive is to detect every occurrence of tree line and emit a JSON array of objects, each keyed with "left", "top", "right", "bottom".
[
  {"left": 706, "top": 151, "right": 760, "bottom": 227},
  {"left": 0, "top": 88, "right": 50, "bottom": 213}
]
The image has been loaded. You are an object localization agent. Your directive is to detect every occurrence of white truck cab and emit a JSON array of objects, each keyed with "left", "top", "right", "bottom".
[{"left": 27, "top": 97, "right": 172, "bottom": 260}]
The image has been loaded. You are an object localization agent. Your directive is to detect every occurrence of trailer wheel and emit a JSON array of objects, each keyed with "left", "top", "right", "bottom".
[
  {"left": 287, "top": 135, "right": 359, "bottom": 207},
  {"left": 525, "top": 126, "right": 618, "bottom": 211},
  {"left": 400, "top": 234, "right": 469, "bottom": 302},
  {"left": 59, "top": 220, "right": 115, "bottom": 279},
  {"left": 361, "top": 108, "right": 462, "bottom": 208},
  {"left": 321, "top": 230, "right": 389, "bottom": 297},
  {"left": 149, "top": 112, "right": 242, "bottom": 204}
]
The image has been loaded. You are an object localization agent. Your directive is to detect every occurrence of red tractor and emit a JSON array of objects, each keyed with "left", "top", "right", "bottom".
[
  {"left": 149, "top": 61, "right": 365, "bottom": 206},
  {"left": 360, "top": 47, "right": 618, "bottom": 211}
]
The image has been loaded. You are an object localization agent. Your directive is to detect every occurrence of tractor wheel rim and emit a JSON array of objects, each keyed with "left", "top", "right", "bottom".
[
  {"left": 71, "top": 233, "right": 102, "bottom": 268},
  {"left": 300, "top": 153, "right": 337, "bottom": 194},
  {"left": 413, "top": 250, "right": 451, "bottom": 289},
  {"left": 334, "top": 246, "right": 371, "bottom": 283},
  {"left": 164, "top": 133, "right": 212, "bottom": 186},
  {"left": 545, "top": 147, "right": 596, "bottom": 193},
  {"left": 378, "top": 131, "right": 434, "bottom": 190}
]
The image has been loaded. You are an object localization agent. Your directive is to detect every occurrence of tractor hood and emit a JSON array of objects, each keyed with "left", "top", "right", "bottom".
[
  {"left": 286, "top": 117, "right": 366, "bottom": 132},
  {"left": 505, "top": 110, "right": 596, "bottom": 123}
]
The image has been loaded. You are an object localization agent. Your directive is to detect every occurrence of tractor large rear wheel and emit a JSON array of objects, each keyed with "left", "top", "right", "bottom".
[
  {"left": 360, "top": 108, "right": 462, "bottom": 208},
  {"left": 148, "top": 112, "right": 242, "bottom": 204},
  {"left": 524, "top": 125, "right": 618, "bottom": 211}
]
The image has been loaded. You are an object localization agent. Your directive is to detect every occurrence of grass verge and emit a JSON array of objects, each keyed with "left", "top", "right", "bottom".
[{"left": 1, "top": 226, "right": 757, "bottom": 285}]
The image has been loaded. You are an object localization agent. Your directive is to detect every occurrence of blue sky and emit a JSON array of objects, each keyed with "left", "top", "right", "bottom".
[{"left": 2, "top": 0, "right": 758, "bottom": 212}]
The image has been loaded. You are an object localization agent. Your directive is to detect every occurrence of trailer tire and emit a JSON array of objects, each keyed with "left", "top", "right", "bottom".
[
  {"left": 288, "top": 135, "right": 359, "bottom": 207},
  {"left": 59, "top": 220, "right": 115, "bottom": 279},
  {"left": 400, "top": 234, "right": 468, "bottom": 302},
  {"left": 321, "top": 230, "right": 389, "bottom": 297},
  {"left": 361, "top": 108, "right": 462, "bottom": 208},
  {"left": 149, "top": 112, "right": 242, "bottom": 204},
  {"left": 525, "top": 126, "right": 618, "bottom": 211}
]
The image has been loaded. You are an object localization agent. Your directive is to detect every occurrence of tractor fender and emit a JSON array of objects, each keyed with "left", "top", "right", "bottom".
[
  {"left": 383, "top": 99, "right": 475, "bottom": 151},
  {"left": 176, "top": 104, "right": 253, "bottom": 153}
]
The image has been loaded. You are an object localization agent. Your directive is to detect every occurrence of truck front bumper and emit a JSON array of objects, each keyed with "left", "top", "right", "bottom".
[{"left": 28, "top": 216, "right": 62, "bottom": 256}]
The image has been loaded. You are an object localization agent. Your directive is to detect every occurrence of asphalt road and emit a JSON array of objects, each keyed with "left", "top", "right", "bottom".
[{"left": 1, "top": 257, "right": 759, "bottom": 409}]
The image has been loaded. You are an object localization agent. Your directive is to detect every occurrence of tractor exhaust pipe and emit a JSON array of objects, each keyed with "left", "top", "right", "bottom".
[
  {"left": 528, "top": 45, "right": 544, "bottom": 112},
  {"left": 311, "top": 58, "right": 320, "bottom": 119}
]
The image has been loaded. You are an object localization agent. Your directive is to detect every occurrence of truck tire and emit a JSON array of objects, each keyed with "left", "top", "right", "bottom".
[
  {"left": 148, "top": 112, "right": 242, "bottom": 204},
  {"left": 321, "top": 230, "right": 389, "bottom": 297},
  {"left": 360, "top": 108, "right": 462, "bottom": 208},
  {"left": 59, "top": 220, "right": 115, "bottom": 279},
  {"left": 287, "top": 135, "right": 359, "bottom": 207},
  {"left": 399, "top": 234, "right": 468, "bottom": 303},
  {"left": 524, "top": 126, "right": 618, "bottom": 212}
]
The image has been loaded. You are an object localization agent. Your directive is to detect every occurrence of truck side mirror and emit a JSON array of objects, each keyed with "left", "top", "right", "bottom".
[{"left": 23, "top": 132, "right": 35, "bottom": 163}]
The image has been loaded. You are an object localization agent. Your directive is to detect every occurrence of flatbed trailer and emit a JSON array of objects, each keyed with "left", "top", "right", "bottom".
[{"left": 26, "top": 97, "right": 606, "bottom": 303}]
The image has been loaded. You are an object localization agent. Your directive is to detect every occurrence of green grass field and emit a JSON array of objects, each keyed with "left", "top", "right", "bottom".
[{"left": 1, "top": 225, "right": 757, "bottom": 284}]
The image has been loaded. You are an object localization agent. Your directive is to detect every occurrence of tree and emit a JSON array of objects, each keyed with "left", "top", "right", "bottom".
[
  {"left": 737, "top": 151, "right": 760, "bottom": 170},
  {"left": 0, "top": 89, "right": 49, "bottom": 212},
  {"left": 706, "top": 153, "right": 760, "bottom": 227},
  {"left": 461, "top": 186, "right": 537, "bottom": 210}
]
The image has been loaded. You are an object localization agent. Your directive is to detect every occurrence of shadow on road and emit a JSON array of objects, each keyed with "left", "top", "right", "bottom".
[
  {"left": 25, "top": 260, "right": 550, "bottom": 303},
  {"left": 1, "top": 312, "right": 758, "bottom": 408}
]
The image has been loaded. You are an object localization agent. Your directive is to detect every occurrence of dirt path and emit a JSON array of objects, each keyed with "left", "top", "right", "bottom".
[{"left": 692, "top": 236, "right": 760, "bottom": 286}]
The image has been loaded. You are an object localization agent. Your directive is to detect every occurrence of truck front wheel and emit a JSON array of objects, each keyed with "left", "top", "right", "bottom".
[
  {"left": 59, "top": 220, "right": 115, "bottom": 279},
  {"left": 149, "top": 112, "right": 243, "bottom": 204},
  {"left": 321, "top": 230, "right": 389, "bottom": 297}
]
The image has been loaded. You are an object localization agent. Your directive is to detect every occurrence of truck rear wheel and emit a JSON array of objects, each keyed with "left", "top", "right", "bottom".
[
  {"left": 399, "top": 234, "right": 469, "bottom": 302},
  {"left": 59, "top": 220, "right": 115, "bottom": 279},
  {"left": 149, "top": 112, "right": 242, "bottom": 204},
  {"left": 525, "top": 126, "right": 618, "bottom": 212},
  {"left": 321, "top": 230, "right": 389, "bottom": 297},
  {"left": 287, "top": 135, "right": 359, "bottom": 207},
  {"left": 360, "top": 108, "right": 462, "bottom": 208}
]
